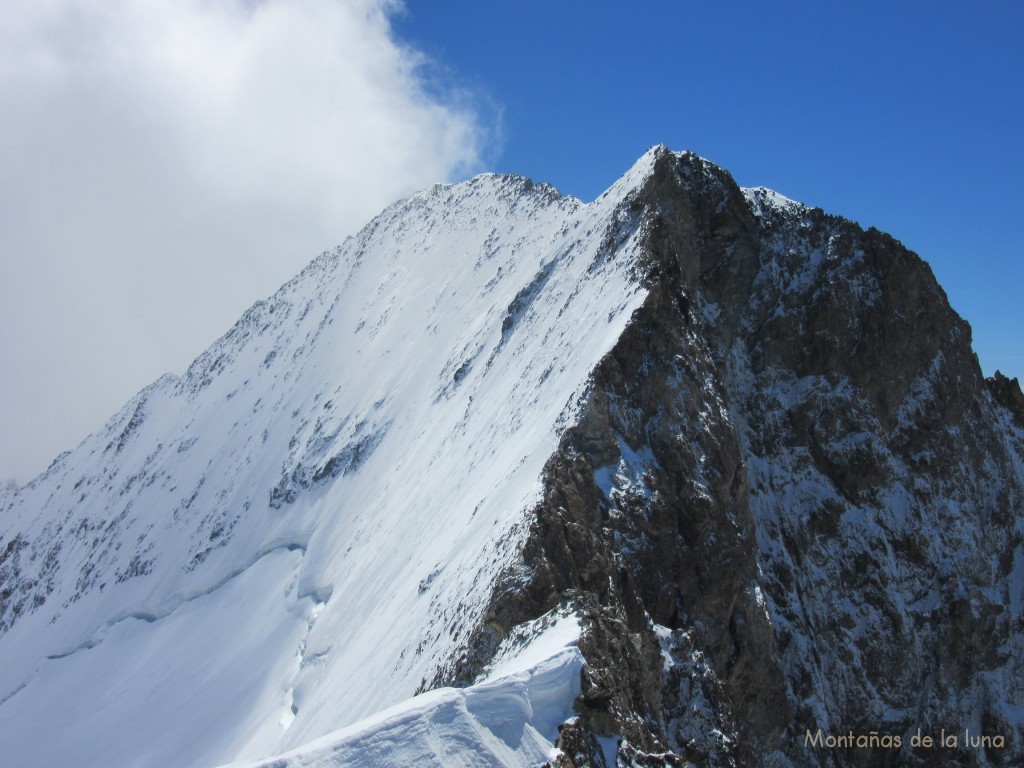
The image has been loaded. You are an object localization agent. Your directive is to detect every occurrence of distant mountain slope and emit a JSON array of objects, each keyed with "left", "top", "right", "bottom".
[{"left": 1, "top": 147, "right": 1021, "bottom": 768}]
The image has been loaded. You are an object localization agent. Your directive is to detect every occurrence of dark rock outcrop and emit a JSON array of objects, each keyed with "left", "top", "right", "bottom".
[
  {"left": 445, "top": 149, "right": 1024, "bottom": 767},
  {"left": 986, "top": 371, "right": 1024, "bottom": 429}
]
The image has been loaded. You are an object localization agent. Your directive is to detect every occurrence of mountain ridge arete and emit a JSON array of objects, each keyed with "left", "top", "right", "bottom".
[{"left": 1, "top": 146, "right": 1021, "bottom": 767}]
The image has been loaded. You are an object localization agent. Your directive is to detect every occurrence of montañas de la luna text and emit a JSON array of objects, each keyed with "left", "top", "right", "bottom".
[{"left": 805, "top": 728, "right": 1005, "bottom": 750}]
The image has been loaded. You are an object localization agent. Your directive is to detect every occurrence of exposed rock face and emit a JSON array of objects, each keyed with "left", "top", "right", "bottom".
[
  {"left": 1, "top": 147, "right": 1019, "bottom": 768},
  {"left": 450, "top": 150, "right": 1024, "bottom": 767},
  {"left": 987, "top": 371, "right": 1024, "bottom": 429}
]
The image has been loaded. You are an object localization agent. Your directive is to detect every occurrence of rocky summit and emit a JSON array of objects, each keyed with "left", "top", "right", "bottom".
[{"left": 1, "top": 147, "right": 1021, "bottom": 767}]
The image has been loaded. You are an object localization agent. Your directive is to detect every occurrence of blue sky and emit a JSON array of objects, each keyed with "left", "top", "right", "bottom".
[{"left": 395, "top": 0, "right": 1023, "bottom": 380}]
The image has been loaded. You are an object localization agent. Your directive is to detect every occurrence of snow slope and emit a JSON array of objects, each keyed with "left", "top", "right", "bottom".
[
  {"left": 8, "top": 145, "right": 1019, "bottom": 767},
  {"left": 221, "top": 614, "right": 584, "bottom": 768},
  {"left": 0, "top": 150, "right": 661, "bottom": 766}
]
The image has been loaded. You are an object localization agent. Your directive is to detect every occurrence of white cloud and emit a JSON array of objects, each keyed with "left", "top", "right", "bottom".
[{"left": 0, "top": 0, "right": 490, "bottom": 483}]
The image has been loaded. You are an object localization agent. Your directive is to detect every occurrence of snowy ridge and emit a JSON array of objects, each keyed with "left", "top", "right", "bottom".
[
  {"left": 4, "top": 145, "right": 1021, "bottom": 767},
  {"left": 741, "top": 185, "right": 806, "bottom": 221},
  {"left": 221, "top": 618, "right": 584, "bottom": 768},
  {"left": 0, "top": 150, "right": 663, "bottom": 766}
]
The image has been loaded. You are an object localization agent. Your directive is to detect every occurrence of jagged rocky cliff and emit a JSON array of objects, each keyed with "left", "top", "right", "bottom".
[
  {"left": 465, "top": 152, "right": 1024, "bottom": 767},
  {"left": 1, "top": 147, "right": 1021, "bottom": 767}
]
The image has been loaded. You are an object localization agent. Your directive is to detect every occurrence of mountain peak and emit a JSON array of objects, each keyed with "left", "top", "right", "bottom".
[{"left": 1, "top": 148, "right": 1021, "bottom": 768}]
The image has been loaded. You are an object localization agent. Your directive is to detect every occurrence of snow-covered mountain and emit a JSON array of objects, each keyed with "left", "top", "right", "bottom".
[{"left": 1, "top": 147, "right": 1022, "bottom": 767}]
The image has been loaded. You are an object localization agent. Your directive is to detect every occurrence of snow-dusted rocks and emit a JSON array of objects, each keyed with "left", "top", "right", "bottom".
[{"left": 1, "top": 147, "right": 1022, "bottom": 767}]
